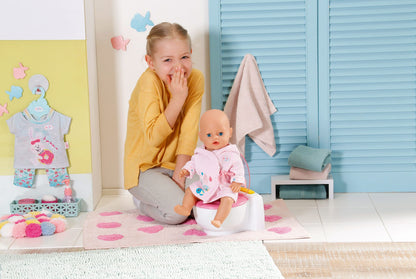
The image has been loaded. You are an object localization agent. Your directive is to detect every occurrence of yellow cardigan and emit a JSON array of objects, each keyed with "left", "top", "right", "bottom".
[{"left": 123, "top": 68, "right": 204, "bottom": 189}]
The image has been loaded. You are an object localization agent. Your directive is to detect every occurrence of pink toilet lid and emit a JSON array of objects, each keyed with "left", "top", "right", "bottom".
[{"left": 196, "top": 193, "right": 248, "bottom": 209}]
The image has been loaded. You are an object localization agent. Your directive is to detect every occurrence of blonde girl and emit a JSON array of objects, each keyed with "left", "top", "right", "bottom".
[{"left": 124, "top": 22, "right": 204, "bottom": 224}]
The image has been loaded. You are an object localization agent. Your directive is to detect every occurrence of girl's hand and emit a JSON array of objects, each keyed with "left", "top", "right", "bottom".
[
  {"left": 172, "top": 171, "right": 186, "bottom": 191},
  {"left": 230, "top": 182, "right": 242, "bottom": 193},
  {"left": 172, "top": 154, "right": 191, "bottom": 191},
  {"left": 168, "top": 67, "right": 188, "bottom": 105}
]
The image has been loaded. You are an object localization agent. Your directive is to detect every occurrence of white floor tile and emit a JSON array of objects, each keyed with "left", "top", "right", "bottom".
[
  {"left": 94, "top": 195, "right": 136, "bottom": 211},
  {"left": 323, "top": 222, "right": 391, "bottom": 242},
  {"left": 316, "top": 193, "right": 373, "bottom": 208},
  {"left": 283, "top": 199, "right": 317, "bottom": 208},
  {"left": 10, "top": 228, "right": 82, "bottom": 250},
  {"left": 376, "top": 207, "right": 416, "bottom": 225},
  {"left": 0, "top": 237, "right": 14, "bottom": 250},
  {"left": 66, "top": 212, "right": 88, "bottom": 229},
  {"left": 318, "top": 206, "right": 382, "bottom": 224},
  {"left": 384, "top": 223, "right": 416, "bottom": 242},
  {"left": 287, "top": 207, "right": 322, "bottom": 224},
  {"left": 73, "top": 229, "right": 84, "bottom": 248},
  {"left": 370, "top": 193, "right": 416, "bottom": 209}
]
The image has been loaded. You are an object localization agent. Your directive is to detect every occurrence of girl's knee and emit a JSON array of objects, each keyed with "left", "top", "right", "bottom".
[
  {"left": 142, "top": 203, "right": 188, "bottom": 225},
  {"left": 163, "top": 211, "right": 188, "bottom": 225}
]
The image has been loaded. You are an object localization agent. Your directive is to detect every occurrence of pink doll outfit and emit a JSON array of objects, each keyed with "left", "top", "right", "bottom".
[{"left": 183, "top": 144, "right": 245, "bottom": 203}]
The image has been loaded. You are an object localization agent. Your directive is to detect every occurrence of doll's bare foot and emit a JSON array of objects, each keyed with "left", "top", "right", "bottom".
[
  {"left": 211, "top": 220, "right": 222, "bottom": 228},
  {"left": 174, "top": 205, "right": 191, "bottom": 216}
]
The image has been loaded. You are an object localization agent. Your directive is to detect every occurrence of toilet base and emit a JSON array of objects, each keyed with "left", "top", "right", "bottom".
[{"left": 201, "top": 227, "right": 245, "bottom": 236}]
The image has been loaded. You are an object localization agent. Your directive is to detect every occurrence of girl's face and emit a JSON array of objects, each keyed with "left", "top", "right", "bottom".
[{"left": 145, "top": 37, "right": 192, "bottom": 85}]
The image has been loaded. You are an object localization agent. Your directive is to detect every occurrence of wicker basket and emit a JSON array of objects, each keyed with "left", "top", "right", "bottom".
[{"left": 10, "top": 199, "right": 81, "bottom": 217}]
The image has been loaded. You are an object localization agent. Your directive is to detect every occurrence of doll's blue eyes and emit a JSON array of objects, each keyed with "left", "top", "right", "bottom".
[{"left": 207, "top": 132, "right": 223, "bottom": 137}]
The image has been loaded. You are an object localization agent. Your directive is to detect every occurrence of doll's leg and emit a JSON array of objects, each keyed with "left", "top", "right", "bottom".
[
  {"left": 174, "top": 187, "right": 198, "bottom": 216},
  {"left": 211, "top": 196, "right": 234, "bottom": 228}
]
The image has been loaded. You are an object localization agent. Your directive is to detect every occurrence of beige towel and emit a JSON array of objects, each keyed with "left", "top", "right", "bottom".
[
  {"left": 289, "top": 164, "right": 332, "bottom": 180},
  {"left": 224, "top": 54, "right": 277, "bottom": 157}
]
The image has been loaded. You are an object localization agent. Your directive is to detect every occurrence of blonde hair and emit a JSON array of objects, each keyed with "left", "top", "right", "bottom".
[{"left": 146, "top": 22, "right": 191, "bottom": 55}]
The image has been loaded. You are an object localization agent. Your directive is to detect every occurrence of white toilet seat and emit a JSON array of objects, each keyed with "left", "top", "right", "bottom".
[{"left": 194, "top": 193, "right": 249, "bottom": 236}]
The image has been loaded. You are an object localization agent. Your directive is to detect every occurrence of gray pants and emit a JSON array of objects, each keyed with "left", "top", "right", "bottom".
[{"left": 128, "top": 167, "right": 190, "bottom": 225}]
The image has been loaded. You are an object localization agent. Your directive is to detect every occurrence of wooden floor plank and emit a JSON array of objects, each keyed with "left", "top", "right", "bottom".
[{"left": 265, "top": 242, "right": 416, "bottom": 278}]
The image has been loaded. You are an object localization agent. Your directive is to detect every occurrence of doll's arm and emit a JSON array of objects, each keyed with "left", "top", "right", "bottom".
[
  {"left": 228, "top": 154, "right": 246, "bottom": 186},
  {"left": 179, "top": 168, "right": 190, "bottom": 178},
  {"left": 230, "top": 181, "right": 242, "bottom": 193},
  {"left": 177, "top": 157, "right": 195, "bottom": 179}
]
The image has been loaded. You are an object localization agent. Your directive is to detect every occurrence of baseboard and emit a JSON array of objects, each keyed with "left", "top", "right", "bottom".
[{"left": 102, "top": 188, "right": 130, "bottom": 196}]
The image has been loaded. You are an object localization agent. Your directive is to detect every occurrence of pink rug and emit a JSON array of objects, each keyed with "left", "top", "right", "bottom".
[{"left": 83, "top": 199, "right": 310, "bottom": 250}]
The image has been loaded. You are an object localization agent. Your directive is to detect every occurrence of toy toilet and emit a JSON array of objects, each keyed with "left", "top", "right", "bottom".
[{"left": 193, "top": 189, "right": 265, "bottom": 236}]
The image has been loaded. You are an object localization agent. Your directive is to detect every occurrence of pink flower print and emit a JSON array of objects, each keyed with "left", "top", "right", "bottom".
[
  {"left": 97, "top": 222, "right": 122, "bottom": 229},
  {"left": 136, "top": 215, "right": 154, "bottom": 222},
  {"left": 183, "top": 219, "right": 197, "bottom": 225},
  {"left": 99, "top": 211, "right": 123, "bottom": 216},
  {"left": 265, "top": 215, "right": 282, "bottom": 222},
  {"left": 268, "top": 227, "right": 292, "bottom": 234},
  {"left": 183, "top": 229, "right": 207, "bottom": 236},
  {"left": 97, "top": 234, "right": 124, "bottom": 241},
  {"left": 137, "top": 225, "right": 164, "bottom": 234}
]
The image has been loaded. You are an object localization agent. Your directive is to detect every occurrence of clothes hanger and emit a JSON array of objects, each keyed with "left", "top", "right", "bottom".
[{"left": 26, "top": 74, "right": 51, "bottom": 120}]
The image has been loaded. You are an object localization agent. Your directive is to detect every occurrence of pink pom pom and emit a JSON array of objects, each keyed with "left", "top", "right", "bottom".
[
  {"left": 12, "top": 222, "right": 27, "bottom": 238},
  {"left": 35, "top": 214, "right": 47, "bottom": 218},
  {"left": 9, "top": 215, "right": 24, "bottom": 223},
  {"left": 8, "top": 214, "right": 21, "bottom": 218},
  {"left": 0, "top": 214, "right": 11, "bottom": 221},
  {"left": 26, "top": 223, "right": 42, "bottom": 238},
  {"left": 0, "top": 223, "right": 14, "bottom": 237},
  {"left": 50, "top": 219, "right": 66, "bottom": 233},
  {"left": 38, "top": 217, "right": 50, "bottom": 223}
]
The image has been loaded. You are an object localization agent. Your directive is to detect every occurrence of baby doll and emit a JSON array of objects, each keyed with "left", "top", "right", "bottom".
[{"left": 174, "top": 109, "right": 245, "bottom": 228}]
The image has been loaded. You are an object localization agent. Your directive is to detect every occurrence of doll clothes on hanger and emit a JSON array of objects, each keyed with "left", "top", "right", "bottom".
[{"left": 6, "top": 74, "right": 72, "bottom": 188}]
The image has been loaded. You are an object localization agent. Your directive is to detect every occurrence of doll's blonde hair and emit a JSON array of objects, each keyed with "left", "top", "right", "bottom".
[{"left": 146, "top": 22, "right": 191, "bottom": 56}]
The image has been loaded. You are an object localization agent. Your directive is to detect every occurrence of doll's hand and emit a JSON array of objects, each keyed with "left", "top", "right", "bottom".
[
  {"left": 230, "top": 182, "right": 242, "bottom": 193},
  {"left": 179, "top": 169, "right": 190, "bottom": 178},
  {"left": 168, "top": 67, "right": 188, "bottom": 105}
]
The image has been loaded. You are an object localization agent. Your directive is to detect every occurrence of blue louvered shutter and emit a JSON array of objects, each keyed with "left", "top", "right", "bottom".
[
  {"left": 209, "top": 0, "right": 318, "bottom": 193},
  {"left": 318, "top": 0, "right": 416, "bottom": 191}
]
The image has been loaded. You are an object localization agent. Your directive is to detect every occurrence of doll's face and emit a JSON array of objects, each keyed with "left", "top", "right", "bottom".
[{"left": 199, "top": 110, "right": 232, "bottom": 151}]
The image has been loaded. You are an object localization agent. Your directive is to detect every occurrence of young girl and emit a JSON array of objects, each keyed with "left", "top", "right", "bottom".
[
  {"left": 124, "top": 22, "right": 204, "bottom": 224},
  {"left": 174, "top": 109, "right": 245, "bottom": 228}
]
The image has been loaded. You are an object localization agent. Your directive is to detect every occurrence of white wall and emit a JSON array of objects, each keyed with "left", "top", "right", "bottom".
[{"left": 94, "top": 0, "right": 211, "bottom": 189}]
